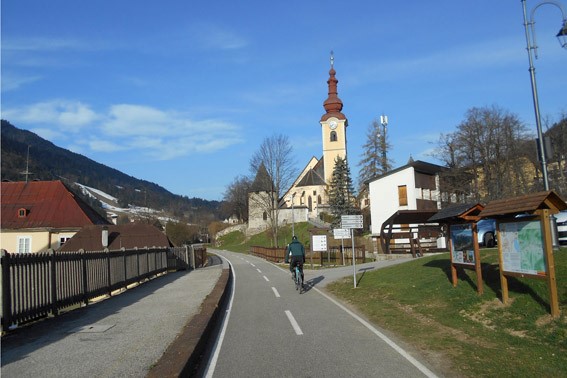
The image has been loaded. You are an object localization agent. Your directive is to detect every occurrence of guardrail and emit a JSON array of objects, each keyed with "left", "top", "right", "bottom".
[{"left": 1, "top": 245, "right": 207, "bottom": 332}]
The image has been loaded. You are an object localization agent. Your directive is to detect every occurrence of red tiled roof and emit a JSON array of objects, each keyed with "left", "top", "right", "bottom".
[
  {"left": 1, "top": 180, "right": 110, "bottom": 230},
  {"left": 60, "top": 223, "right": 173, "bottom": 251}
]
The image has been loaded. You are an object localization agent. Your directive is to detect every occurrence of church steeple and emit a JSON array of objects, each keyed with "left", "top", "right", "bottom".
[
  {"left": 319, "top": 51, "right": 348, "bottom": 185},
  {"left": 321, "top": 51, "right": 346, "bottom": 122}
]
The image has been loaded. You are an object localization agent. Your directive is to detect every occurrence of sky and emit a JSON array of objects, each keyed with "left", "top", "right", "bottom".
[{"left": 2, "top": 1, "right": 566, "bottom": 201}]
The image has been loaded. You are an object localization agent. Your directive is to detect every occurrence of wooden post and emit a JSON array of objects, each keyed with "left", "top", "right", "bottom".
[
  {"left": 1, "top": 249, "right": 12, "bottom": 331},
  {"left": 81, "top": 249, "right": 88, "bottom": 306},
  {"left": 497, "top": 239, "right": 509, "bottom": 305},
  {"left": 106, "top": 248, "right": 112, "bottom": 296},
  {"left": 472, "top": 222, "right": 483, "bottom": 295},
  {"left": 49, "top": 249, "right": 58, "bottom": 316},
  {"left": 540, "top": 209, "right": 560, "bottom": 317},
  {"left": 448, "top": 234, "right": 458, "bottom": 288}
]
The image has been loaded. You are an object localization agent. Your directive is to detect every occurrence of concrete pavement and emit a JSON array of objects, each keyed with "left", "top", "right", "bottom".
[{"left": 1, "top": 258, "right": 230, "bottom": 378}]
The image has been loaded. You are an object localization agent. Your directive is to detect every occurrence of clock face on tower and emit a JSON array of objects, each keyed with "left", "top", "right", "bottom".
[{"left": 329, "top": 121, "right": 337, "bottom": 130}]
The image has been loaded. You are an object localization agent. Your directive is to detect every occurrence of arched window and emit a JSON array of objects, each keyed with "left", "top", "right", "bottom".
[
  {"left": 317, "top": 195, "right": 322, "bottom": 204},
  {"left": 330, "top": 131, "right": 337, "bottom": 142},
  {"left": 263, "top": 211, "right": 268, "bottom": 220},
  {"left": 308, "top": 196, "right": 313, "bottom": 211}
]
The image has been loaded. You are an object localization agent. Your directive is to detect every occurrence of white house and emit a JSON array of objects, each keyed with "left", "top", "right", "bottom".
[{"left": 367, "top": 159, "right": 446, "bottom": 237}]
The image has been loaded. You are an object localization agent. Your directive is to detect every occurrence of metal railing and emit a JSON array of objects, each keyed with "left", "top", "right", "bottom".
[{"left": 1, "top": 245, "right": 207, "bottom": 332}]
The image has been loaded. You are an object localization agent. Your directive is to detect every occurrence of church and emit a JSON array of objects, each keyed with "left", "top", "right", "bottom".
[{"left": 248, "top": 54, "right": 350, "bottom": 233}]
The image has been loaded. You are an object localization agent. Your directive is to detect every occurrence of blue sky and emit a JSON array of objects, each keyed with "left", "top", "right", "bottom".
[{"left": 2, "top": 1, "right": 566, "bottom": 201}]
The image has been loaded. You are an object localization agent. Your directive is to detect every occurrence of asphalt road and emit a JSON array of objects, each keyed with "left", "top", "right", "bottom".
[{"left": 205, "top": 250, "right": 440, "bottom": 378}]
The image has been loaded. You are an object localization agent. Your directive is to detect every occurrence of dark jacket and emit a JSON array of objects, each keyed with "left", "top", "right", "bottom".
[{"left": 285, "top": 239, "right": 305, "bottom": 263}]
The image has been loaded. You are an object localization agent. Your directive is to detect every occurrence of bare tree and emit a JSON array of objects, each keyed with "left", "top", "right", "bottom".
[
  {"left": 434, "top": 105, "right": 534, "bottom": 203},
  {"left": 249, "top": 134, "right": 297, "bottom": 247},
  {"left": 222, "top": 175, "right": 252, "bottom": 222},
  {"left": 546, "top": 114, "right": 567, "bottom": 198}
]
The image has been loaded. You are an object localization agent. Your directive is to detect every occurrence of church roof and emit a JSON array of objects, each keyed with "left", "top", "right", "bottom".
[
  {"left": 250, "top": 163, "right": 273, "bottom": 192},
  {"left": 320, "top": 53, "right": 347, "bottom": 122},
  {"left": 296, "top": 158, "right": 326, "bottom": 187}
]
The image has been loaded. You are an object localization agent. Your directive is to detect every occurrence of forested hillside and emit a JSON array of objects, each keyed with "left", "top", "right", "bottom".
[{"left": 1, "top": 120, "right": 224, "bottom": 223}]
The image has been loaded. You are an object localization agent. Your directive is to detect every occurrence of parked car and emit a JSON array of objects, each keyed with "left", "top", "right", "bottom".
[
  {"left": 555, "top": 210, "right": 567, "bottom": 245},
  {"left": 477, "top": 219, "right": 497, "bottom": 247}
]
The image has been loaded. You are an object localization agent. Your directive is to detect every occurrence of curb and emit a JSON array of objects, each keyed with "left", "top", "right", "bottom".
[{"left": 147, "top": 266, "right": 232, "bottom": 378}]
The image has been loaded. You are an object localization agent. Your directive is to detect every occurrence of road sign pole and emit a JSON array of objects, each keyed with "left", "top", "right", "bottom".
[{"left": 352, "top": 228, "right": 356, "bottom": 288}]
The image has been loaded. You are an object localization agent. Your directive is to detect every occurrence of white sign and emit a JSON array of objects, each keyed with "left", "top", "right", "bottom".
[
  {"left": 312, "top": 235, "right": 328, "bottom": 251},
  {"left": 341, "top": 214, "right": 363, "bottom": 229},
  {"left": 333, "top": 228, "right": 351, "bottom": 239}
]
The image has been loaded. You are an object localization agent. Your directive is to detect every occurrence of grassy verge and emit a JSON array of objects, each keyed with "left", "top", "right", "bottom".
[{"left": 325, "top": 247, "right": 567, "bottom": 377}]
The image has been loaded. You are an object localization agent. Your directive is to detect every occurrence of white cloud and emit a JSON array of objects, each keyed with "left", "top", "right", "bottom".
[
  {"left": 88, "top": 138, "right": 128, "bottom": 153},
  {"left": 1, "top": 73, "right": 42, "bottom": 92},
  {"left": 2, "top": 37, "right": 85, "bottom": 52},
  {"left": 2, "top": 100, "right": 97, "bottom": 130},
  {"left": 4, "top": 100, "right": 244, "bottom": 160}
]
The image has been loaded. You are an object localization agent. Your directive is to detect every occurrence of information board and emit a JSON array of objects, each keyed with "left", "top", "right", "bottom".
[
  {"left": 312, "top": 235, "right": 328, "bottom": 252},
  {"left": 450, "top": 224, "right": 475, "bottom": 265},
  {"left": 500, "top": 220, "right": 546, "bottom": 276}
]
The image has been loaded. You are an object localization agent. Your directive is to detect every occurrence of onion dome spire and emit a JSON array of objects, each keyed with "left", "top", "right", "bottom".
[{"left": 321, "top": 50, "right": 346, "bottom": 122}]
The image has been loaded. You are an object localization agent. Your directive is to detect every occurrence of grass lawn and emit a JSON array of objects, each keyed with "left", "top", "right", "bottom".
[{"left": 325, "top": 247, "right": 567, "bottom": 377}]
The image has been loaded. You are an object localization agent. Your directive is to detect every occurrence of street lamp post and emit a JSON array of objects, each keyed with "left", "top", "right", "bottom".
[{"left": 521, "top": 0, "right": 567, "bottom": 191}]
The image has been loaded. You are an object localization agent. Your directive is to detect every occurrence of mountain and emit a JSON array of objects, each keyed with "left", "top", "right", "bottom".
[{"left": 1, "top": 120, "right": 225, "bottom": 224}]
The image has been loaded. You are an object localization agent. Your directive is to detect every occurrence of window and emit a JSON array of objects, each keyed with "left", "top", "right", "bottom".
[
  {"left": 330, "top": 131, "right": 337, "bottom": 142},
  {"left": 263, "top": 211, "right": 268, "bottom": 221},
  {"left": 18, "top": 208, "right": 28, "bottom": 218},
  {"left": 398, "top": 185, "right": 408, "bottom": 206},
  {"left": 17, "top": 236, "right": 31, "bottom": 253},
  {"left": 59, "top": 236, "right": 71, "bottom": 248}
]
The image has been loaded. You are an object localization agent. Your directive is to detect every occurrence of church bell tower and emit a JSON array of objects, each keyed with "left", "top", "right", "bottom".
[{"left": 320, "top": 51, "right": 348, "bottom": 184}]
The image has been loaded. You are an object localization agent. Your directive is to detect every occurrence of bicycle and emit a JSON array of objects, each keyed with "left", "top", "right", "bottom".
[{"left": 293, "top": 262, "right": 303, "bottom": 293}]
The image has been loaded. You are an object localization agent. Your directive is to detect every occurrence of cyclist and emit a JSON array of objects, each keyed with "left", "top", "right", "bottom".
[{"left": 285, "top": 235, "right": 305, "bottom": 284}]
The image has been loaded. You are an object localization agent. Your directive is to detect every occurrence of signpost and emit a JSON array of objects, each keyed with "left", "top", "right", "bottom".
[{"left": 341, "top": 215, "right": 363, "bottom": 288}]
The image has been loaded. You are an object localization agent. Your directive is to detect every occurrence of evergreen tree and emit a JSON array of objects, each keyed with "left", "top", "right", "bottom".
[{"left": 328, "top": 156, "right": 358, "bottom": 227}]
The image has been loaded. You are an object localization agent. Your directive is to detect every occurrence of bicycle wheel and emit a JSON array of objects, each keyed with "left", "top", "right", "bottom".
[{"left": 295, "top": 266, "right": 301, "bottom": 291}]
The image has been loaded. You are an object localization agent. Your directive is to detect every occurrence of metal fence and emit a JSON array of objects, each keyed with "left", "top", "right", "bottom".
[
  {"left": 1, "top": 244, "right": 207, "bottom": 332},
  {"left": 250, "top": 245, "right": 366, "bottom": 266}
]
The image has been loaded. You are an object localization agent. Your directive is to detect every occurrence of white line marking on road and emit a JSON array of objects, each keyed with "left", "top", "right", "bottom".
[
  {"left": 263, "top": 275, "right": 269, "bottom": 282},
  {"left": 285, "top": 310, "right": 303, "bottom": 335},
  {"left": 272, "top": 287, "right": 280, "bottom": 297},
  {"left": 256, "top": 268, "right": 262, "bottom": 273},
  {"left": 313, "top": 287, "right": 438, "bottom": 378},
  {"left": 250, "top": 263, "right": 256, "bottom": 267},
  {"left": 204, "top": 256, "right": 235, "bottom": 378}
]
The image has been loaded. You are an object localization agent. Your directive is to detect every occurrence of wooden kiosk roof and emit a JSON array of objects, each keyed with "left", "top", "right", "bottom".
[
  {"left": 428, "top": 203, "right": 484, "bottom": 223},
  {"left": 479, "top": 191, "right": 566, "bottom": 218}
]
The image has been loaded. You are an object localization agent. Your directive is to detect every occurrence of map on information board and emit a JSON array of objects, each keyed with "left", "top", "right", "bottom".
[
  {"left": 450, "top": 224, "right": 475, "bottom": 265},
  {"left": 500, "top": 220, "right": 546, "bottom": 276}
]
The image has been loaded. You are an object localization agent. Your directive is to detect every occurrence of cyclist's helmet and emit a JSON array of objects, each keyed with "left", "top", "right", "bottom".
[{"left": 292, "top": 235, "right": 298, "bottom": 241}]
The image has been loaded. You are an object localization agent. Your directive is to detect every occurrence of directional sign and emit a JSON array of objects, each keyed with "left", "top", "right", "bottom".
[
  {"left": 341, "top": 214, "right": 363, "bottom": 229},
  {"left": 333, "top": 228, "right": 351, "bottom": 239}
]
